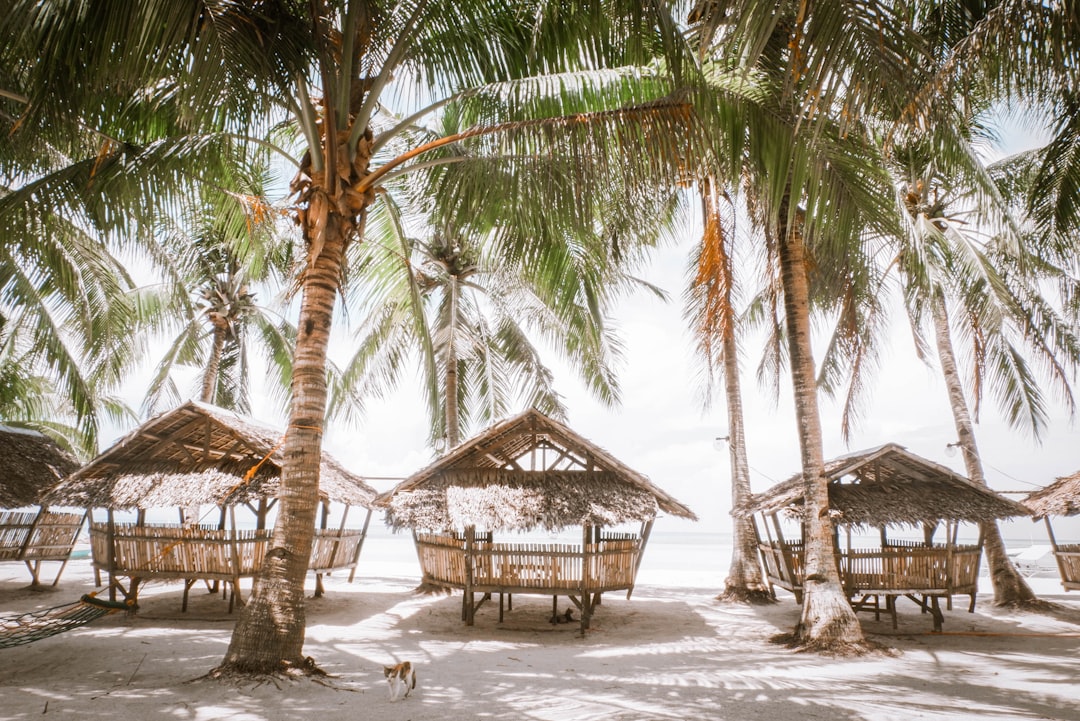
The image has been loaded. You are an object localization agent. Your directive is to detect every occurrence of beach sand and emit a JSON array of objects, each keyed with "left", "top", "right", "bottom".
[{"left": 1, "top": 537, "right": 1078, "bottom": 721}]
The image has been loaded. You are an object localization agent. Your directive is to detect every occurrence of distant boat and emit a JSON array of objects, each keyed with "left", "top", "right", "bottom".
[{"left": 1009, "top": 545, "right": 1056, "bottom": 576}]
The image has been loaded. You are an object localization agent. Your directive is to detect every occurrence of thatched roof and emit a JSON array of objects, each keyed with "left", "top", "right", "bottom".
[
  {"left": 745, "top": 443, "right": 1029, "bottom": 527},
  {"left": 1023, "top": 471, "right": 1080, "bottom": 519},
  {"left": 376, "top": 409, "right": 697, "bottom": 532},
  {"left": 0, "top": 425, "right": 80, "bottom": 508},
  {"left": 43, "top": 401, "right": 375, "bottom": 511}
]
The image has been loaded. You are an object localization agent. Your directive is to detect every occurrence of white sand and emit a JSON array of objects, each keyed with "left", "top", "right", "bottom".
[{"left": 2, "top": 545, "right": 1079, "bottom": 721}]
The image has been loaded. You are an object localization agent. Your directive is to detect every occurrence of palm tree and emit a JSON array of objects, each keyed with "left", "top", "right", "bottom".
[
  {"left": 885, "top": 146, "right": 1080, "bottom": 606},
  {"left": 687, "top": 0, "right": 924, "bottom": 651},
  {"left": 335, "top": 149, "right": 669, "bottom": 449},
  {"left": 849, "top": 2, "right": 1080, "bottom": 607},
  {"left": 3, "top": 1, "right": 703, "bottom": 674},
  {"left": 685, "top": 177, "right": 771, "bottom": 603},
  {"left": 137, "top": 186, "right": 297, "bottom": 418}
]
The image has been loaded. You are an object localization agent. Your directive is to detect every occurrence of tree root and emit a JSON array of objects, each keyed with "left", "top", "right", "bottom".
[
  {"left": 198, "top": 656, "right": 329, "bottom": 685},
  {"left": 412, "top": 581, "right": 453, "bottom": 596},
  {"left": 769, "top": 630, "right": 894, "bottom": 657},
  {"left": 993, "top": 597, "right": 1063, "bottom": 613},
  {"left": 715, "top": 587, "right": 776, "bottom": 605}
]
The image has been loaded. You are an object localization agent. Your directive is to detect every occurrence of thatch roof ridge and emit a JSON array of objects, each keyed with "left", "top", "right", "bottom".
[
  {"left": 377, "top": 409, "right": 696, "bottom": 531},
  {"left": 0, "top": 426, "right": 80, "bottom": 508},
  {"left": 44, "top": 401, "right": 375, "bottom": 510},
  {"left": 745, "top": 443, "right": 1029, "bottom": 527},
  {"left": 1023, "top": 470, "right": 1080, "bottom": 519}
]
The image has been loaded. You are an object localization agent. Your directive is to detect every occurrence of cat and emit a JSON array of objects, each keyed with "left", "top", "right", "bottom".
[{"left": 383, "top": 661, "right": 416, "bottom": 701}]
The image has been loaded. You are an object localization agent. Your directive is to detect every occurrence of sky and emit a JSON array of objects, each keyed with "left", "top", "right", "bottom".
[
  {"left": 108, "top": 110, "right": 1079, "bottom": 544},
  {"left": 312, "top": 231, "right": 1080, "bottom": 543},
  {"left": 305, "top": 112, "right": 1080, "bottom": 543}
]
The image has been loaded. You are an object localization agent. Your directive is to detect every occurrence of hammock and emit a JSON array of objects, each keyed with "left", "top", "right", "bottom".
[{"left": 0, "top": 594, "right": 130, "bottom": 649}]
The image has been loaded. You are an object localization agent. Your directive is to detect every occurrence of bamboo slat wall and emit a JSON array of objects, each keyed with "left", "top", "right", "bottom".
[
  {"left": 758, "top": 540, "right": 981, "bottom": 599},
  {"left": 89, "top": 522, "right": 366, "bottom": 581},
  {"left": 414, "top": 532, "right": 641, "bottom": 595},
  {"left": 310, "top": 528, "right": 366, "bottom": 572},
  {"left": 0, "top": 510, "right": 84, "bottom": 562},
  {"left": 1055, "top": 543, "right": 1080, "bottom": 591}
]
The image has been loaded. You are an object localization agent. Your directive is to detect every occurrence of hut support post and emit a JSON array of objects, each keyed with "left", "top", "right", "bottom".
[
  {"left": 1043, "top": 517, "right": 1070, "bottom": 589},
  {"left": 228, "top": 505, "right": 242, "bottom": 611},
  {"left": 348, "top": 507, "right": 372, "bottom": 583},
  {"left": 106, "top": 509, "right": 117, "bottom": 602},
  {"left": 314, "top": 501, "right": 330, "bottom": 598},
  {"left": 21, "top": 507, "right": 47, "bottom": 587},
  {"left": 627, "top": 518, "right": 655, "bottom": 600},
  {"left": 580, "top": 523, "right": 592, "bottom": 634},
  {"left": 45, "top": 509, "right": 87, "bottom": 588},
  {"left": 463, "top": 525, "right": 476, "bottom": 625}
]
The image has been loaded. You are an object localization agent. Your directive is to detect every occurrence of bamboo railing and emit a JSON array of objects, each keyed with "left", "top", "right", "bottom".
[
  {"left": 1053, "top": 543, "right": 1080, "bottom": 591},
  {"left": 414, "top": 533, "right": 641, "bottom": 595},
  {"left": 0, "top": 509, "right": 86, "bottom": 586},
  {"left": 88, "top": 521, "right": 369, "bottom": 607},
  {"left": 758, "top": 540, "right": 981, "bottom": 605}
]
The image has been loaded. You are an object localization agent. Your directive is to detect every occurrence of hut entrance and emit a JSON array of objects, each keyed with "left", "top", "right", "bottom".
[
  {"left": 377, "top": 409, "right": 695, "bottom": 634},
  {"left": 0, "top": 426, "right": 83, "bottom": 587},
  {"left": 1023, "top": 471, "right": 1080, "bottom": 591},
  {"left": 45, "top": 401, "right": 376, "bottom": 610},
  {"left": 747, "top": 444, "right": 1029, "bottom": 631}
]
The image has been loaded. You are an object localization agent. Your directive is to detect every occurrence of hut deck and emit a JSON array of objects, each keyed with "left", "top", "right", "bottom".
[
  {"left": 0, "top": 510, "right": 86, "bottom": 586},
  {"left": 1053, "top": 543, "right": 1080, "bottom": 591},
  {"left": 416, "top": 532, "right": 641, "bottom": 631},
  {"left": 89, "top": 522, "right": 368, "bottom": 609},
  {"left": 758, "top": 540, "right": 981, "bottom": 629}
]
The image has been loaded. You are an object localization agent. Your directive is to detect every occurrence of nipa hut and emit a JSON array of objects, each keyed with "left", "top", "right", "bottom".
[
  {"left": 43, "top": 401, "right": 377, "bottom": 610},
  {"left": 376, "top": 409, "right": 697, "bottom": 634},
  {"left": 0, "top": 426, "right": 83, "bottom": 587},
  {"left": 746, "top": 443, "right": 1029, "bottom": 631},
  {"left": 1022, "top": 471, "right": 1080, "bottom": 591}
]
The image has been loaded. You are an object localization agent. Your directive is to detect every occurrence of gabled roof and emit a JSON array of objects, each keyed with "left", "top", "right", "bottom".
[
  {"left": 745, "top": 443, "right": 1029, "bottom": 527},
  {"left": 1023, "top": 470, "right": 1080, "bottom": 519},
  {"left": 376, "top": 409, "right": 696, "bottom": 532},
  {"left": 43, "top": 401, "right": 375, "bottom": 510},
  {"left": 0, "top": 426, "right": 80, "bottom": 508}
]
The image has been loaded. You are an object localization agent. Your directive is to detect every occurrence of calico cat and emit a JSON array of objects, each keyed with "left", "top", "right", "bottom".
[{"left": 383, "top": 661, "right": 416, "bottom": 701}]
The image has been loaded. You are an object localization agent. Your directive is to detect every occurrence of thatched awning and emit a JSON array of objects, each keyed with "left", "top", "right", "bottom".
[
  {"left": 1023, "top": 471, "right": 1080, "bottom": 519},
  {"left": 42, "top": 401, "right": 375, "bottom": 511},
  {"left": 745, "top": 443, "right": 1029, "bottom": 528},
  {"left": 376, "top": 409, "right": 696, "bottom": 532},
  {"left": 0, "top": 425, "right": 80, "bottom": 508}
]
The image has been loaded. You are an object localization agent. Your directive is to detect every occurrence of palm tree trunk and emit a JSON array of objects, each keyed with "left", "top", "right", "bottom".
[
  {"left": 445, "top": 274, "right": 461, "bottom": 448},
  {"left": 720, "top": 324, "right": 772, "bottom": 602},
  {"left": 931, "top": 293, "right": 1036, "bottom": 605},
  {"left": 218, "top": 215, "right": 349, "bottom": 674},
  {"left": 776, "top": 211, "right": 865, "bottom": 650},
  {"left": 200, "top": 324, "right": 226, "bottom": 405},
  {"left": 697, "top": 181, "right": 770, "bottom": 603}
]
